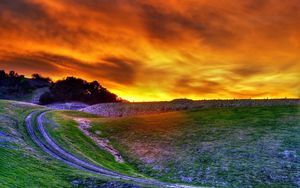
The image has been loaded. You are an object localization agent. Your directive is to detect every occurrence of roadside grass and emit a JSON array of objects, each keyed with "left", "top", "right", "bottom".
[
  {"left": 45, "top": 110, "right": 142, "bottom": 177},
  {"left": 0, "top": 100, "right": 77, "bottom": 187},
  {"left": 87, "top": 105, "right": 300, "bottom": 187},
  {"left": 0, "top": 100, "right": 145, "bottom": 187},
  {"left": 0, "top": 146, "right": 79, "bottom": 187}
]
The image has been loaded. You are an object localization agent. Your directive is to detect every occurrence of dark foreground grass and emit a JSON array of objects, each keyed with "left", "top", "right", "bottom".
[
  {"left": 0, "top": 100, "right": 145, "bottom": 187},
  {"left": 84, "top": 105, "right": 300, "bottom": 187}
]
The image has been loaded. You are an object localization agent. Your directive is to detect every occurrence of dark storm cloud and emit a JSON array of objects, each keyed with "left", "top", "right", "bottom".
[
  {"left": 231, "top": 65, "right": 266, "bottom": 77},
  {"left": 100, "top": 57, "right": 140, "bottom": 85},
  {"left": 0, "top": 0, "right": 46, "bottom": 20},
  {"left": 2, "top": 0, "right": 298, "bottom": 50},
  {"left": 0, "top": 0, "right": 105, "bottom": 48},
  {"left": 0, "top": 0, "right": 58, "bottom": 33},
  {"left": 173, "top": 76, "right": 223, "bottom": 95},
  {"left": 63, "top": 0, "right": 124, "bottom": 12},
  {"left": 0, "top": 53, "right": 61, "bottom": 74},
  {"left": 0, "top": 52, "right": 139, "bottom": 85},
  {"left": 138, "top": 3, "right": 237, "bottom": 47},
  {"left": 172, "top": 74, "right": 273, "bottom": 98},
  {"left": 33, "top": 53, "right": 139, "bottom": 85},
  {"left": 245, "top": 0, "right": 269, "bottom": 10},
  {"left": 59, "top": 0, "right": 236, "bottom": 47}
]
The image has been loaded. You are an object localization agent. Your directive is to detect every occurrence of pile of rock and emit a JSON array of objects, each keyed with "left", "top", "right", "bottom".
[
  {"left": 46, "top": 102, "right": 89, "bottom": 110},
  {"left": 81, "top": 99, "right": 300, "bottom": 117}
]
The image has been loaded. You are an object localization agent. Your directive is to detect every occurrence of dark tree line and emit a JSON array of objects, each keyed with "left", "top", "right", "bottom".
[
  {"left": 0, "top": 70, "right": 120, "bottom": 105},
  {"left": 0, "top": 70, "right": 51, "bottom": 100},
  {"left": 39, "top": 77, "right": 120, "bottom": 105}
]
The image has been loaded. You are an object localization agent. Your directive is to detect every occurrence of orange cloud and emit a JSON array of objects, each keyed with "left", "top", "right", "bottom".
[{"left": 0, "top": 0, "right": 299, "bottom": 101}]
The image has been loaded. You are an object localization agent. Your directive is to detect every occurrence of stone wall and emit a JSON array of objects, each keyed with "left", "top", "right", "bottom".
[{"left": 81, "top": 99, "right": 300, "bottom": 117}]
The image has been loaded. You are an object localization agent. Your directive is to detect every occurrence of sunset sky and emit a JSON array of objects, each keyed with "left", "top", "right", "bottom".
[{"left": 0, "top": 0, "right": 299, "bottom": 101}]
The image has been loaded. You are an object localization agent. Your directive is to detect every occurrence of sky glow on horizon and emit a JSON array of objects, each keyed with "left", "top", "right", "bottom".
[{"left": 0, "top": 0, "right": 299, "bottom": 101}]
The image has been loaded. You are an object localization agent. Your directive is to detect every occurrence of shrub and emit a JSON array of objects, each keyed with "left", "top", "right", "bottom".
[
  {"left": 39, "top": 77, "right": 120, "bottom": 105},
  {"left": 39, "top": 92, "right": 55, "bottom": 105}
]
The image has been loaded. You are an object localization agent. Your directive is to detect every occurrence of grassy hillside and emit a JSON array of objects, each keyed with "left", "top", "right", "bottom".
[
  {"left": 0, "top": 100, "right": 74, "bottom": 187},
  {"left": 81, "top": 99, "right": 299, "bottom": 117},
  {"left": 0, "top": 100, "right": 145, "bottom": 187},
  {"left": 43, "top": 111, "right": 142, "bottom": 177},
  {"left": 54, "top": 105, "right": 300, "bottom": 187},
  {"left": 2, "top": 99, "right": 299, "bottom": 187}
]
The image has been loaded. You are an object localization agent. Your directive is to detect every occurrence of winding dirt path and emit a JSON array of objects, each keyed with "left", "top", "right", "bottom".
[
  {"left": 74, "top": 118, "right": 124, "bottom": 163},
  {"left": 25, "top": 110, "right": 200, "bottom": 188}
]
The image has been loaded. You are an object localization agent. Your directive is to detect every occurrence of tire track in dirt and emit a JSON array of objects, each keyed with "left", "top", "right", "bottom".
[
  {"left": 26, "top": 110, "right": 201, "bottom": 188},
  {"left": 74, "top": 118, "right": 124, "bottom": 163}
]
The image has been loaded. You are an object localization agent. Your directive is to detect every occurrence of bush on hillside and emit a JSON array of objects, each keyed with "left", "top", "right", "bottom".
[
  {"left": 30, "top": 73, "right": 52, "bottom": 88},
  {"left": 39, "top": 92, "right": 55, "bottom": 104},
  {"left": 0, "top": 70, "right": 51, "bottom": 100},
  {"left": 39, "top": 77, "right": 120, "bottom": 105}
]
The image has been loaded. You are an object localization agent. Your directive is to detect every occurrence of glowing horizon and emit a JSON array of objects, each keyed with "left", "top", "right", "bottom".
[{"left": 0, "top": 0, "right": 299, "bottom": 101}]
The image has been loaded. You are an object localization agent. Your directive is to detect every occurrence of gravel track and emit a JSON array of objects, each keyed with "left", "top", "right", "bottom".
[
  {"left": 26, "top": 110, "right": 200, "bottom": 188},
  {"left": 37, "top": 112, "right": 120, "bottom": 176}
]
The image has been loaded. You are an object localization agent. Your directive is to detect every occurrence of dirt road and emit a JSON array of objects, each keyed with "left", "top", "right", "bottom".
[{"left": 25, "top": 110, "right": 200, "bottom": 188}]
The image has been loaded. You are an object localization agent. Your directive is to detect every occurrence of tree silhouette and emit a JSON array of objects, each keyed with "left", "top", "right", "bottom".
[
  {"left": 39, "top": 77, "right": 119, "bottom": 105},
  {"left": 0, "top": 70, "right": 51, "bottom": 100}
]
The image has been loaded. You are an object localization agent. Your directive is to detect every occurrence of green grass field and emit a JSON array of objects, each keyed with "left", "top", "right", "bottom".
[
  {"left": 50, "top": 105, "right": 300, "bottom": 187},
  {"left": 43, "top": 111, "right": 142, "bottom": 177},
  {"left": 1, "top": 99, "right": 299, "bottom": 187},
  {"left": 0, "top": 100, "right": 145, "bottom": 187},
  {"left": 0, "top": 100, "right": 78, "bottom": 187}
]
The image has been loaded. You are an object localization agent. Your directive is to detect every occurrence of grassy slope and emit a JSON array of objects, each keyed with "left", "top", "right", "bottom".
[
  {"left": 44, "top": 111, "right": 142, "bottom": 177},
  {"left": 0, "top": 100, "right": 75, "bottom": 187},
  {"left": 80, "top": 105, "right": 300, "bottom": 187},
  {"left": 0, "top": 100, "right": 144, "bottom": 188}
]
